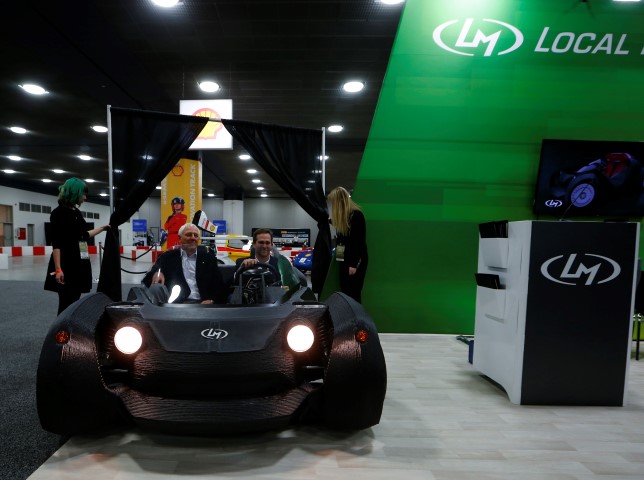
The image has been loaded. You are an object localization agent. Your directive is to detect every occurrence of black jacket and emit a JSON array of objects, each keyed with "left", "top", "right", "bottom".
[
  {"left": 144, "top": 246, "right": 227, "bottom": 303},
  {"left": 44, "top": 204, "right": 92, "bottom": 293}
]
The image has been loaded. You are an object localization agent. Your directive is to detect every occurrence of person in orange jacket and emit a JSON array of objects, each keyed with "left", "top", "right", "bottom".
[{"left": 164, "top": 196, "right": 187, "bottom": 249}]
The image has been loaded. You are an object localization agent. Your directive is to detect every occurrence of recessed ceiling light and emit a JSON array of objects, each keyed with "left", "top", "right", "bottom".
[
  {"left": 78, "top": 155, "right": 92, "bottom": 161},
  {"left": 318, "top": 155, "right": 329, "bottom": 160},
  {"left": 155, "top": 186, "right": 162, "bottom": 190},
  {"left": 99, "top": 193, "right": 109, "bottom": 197},
  {"left": 260, "top": 193, "right": 268, "bottom": 198},
  {"left": 10, "top": 127, "right": 27, "bottom": 134},
  {"left": 342, "top": 81, "right": 365, "bottom": 93},
  {"left": 246, "top": 169, "right": 257, "bottom": 174},
  {"left": 91, "top": 125, "right": 108, "bottom": 133},
  {"left": 52, "top": 169, "right": 65, "bottom": 174},
  {"left": 19, "top": 84, "right": 48, "bottom": 95},
  {"left": 151, "top": 0, "right": 180, "bottom": 7},
  {"left": 85, "top": 178, "right": 96, "bottom": 183},
  {"left": 257, "top": 186, "right": 265, "bottom": 190},
  {"left": 207, "top": 193, "right": 215, "bottom": 197},
  {"left": 328, "top": 125, "right": 343, "bottom": 133},
  {"left": 239, "top": 154, "right": 251, "bottom": 160},
  {"left": 199, "top": 81, "right": 220, "bottom": 93},
  {"left": 2, "top": 169, "right": 16, "bottom": 174},
  {"left": 114, "top": 169, "right": 123, "bottom": 174},
  {"left": 42, "top": 178, "right": 52, "bottom": 183},
  {"left": 252, "top": 179, "right": 261, "bottom": 184},
  {"left": 7, "top": 155, "right": 21, "bottom": 161}
]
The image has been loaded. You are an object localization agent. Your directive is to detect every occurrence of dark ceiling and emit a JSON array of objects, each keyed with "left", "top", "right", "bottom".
[{"left": 0, "top": 0, "right": 403, "bottom": 204}]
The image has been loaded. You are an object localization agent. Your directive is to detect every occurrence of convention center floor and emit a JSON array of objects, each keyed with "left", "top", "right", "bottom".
[{"left": 3, "top": 256, "right": 644, "bottom": 480}]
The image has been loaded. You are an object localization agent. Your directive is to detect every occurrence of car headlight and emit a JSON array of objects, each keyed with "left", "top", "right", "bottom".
[
  {"left": 167, "top": 284, "right": 182, "bottom": 303},
  {"left": 114, "top": 326, "right": 143, "bottom": 354},
  {"left": 287, "top": 325, "right": 314, "bottom": 352}
]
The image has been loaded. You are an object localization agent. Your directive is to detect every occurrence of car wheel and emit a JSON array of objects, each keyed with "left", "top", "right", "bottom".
[{"left": 566, "top": 173, "right": 602, "bottom": 210}]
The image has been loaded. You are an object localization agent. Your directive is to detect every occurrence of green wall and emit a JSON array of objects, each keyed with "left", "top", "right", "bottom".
[{"left": 354, "top": 0, "right": 644, "bottom": 333}]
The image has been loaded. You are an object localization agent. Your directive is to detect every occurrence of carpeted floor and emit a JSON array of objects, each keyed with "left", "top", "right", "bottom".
[{"left": 0, "top": 281, "right": 135, "bottom": 480}]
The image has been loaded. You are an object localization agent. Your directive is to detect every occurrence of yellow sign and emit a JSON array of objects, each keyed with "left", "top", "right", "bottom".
[{"left": 160, "top": 158, "right": 202, "bottom": 250}]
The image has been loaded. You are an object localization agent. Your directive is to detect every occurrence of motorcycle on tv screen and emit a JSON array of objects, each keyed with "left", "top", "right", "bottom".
[{"left": 533, "top": 139, "right": 644, "bottom": 219}]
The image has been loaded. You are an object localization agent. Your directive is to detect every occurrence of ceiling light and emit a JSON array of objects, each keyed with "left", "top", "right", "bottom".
[
  {"left": 199, "top": 81, "right": 220, "bottom": 93},
  {"left": 2, "top": 169, "right": 16, "bottom": 174},
  {"left": 42, "top": 178, "right": 52, "bottom": 183},
  {"left": 52, "top": 169, "right": 65, "bottom": 174},
  {"left": 155, "top": 186, "right": 162, "bottom": 190},
  {"left": 151, "top": 0, "right": 180, "bottom": 7},
  {"left": 318, "top": 155, "right": 329, "bottom": 160},
  {"left": 10, "top": 127, "right": 27, "bottom": 134},
  {"left": 260, "top": 193, "right": 268, "bottom": 198},
  {"left": 257, "top": 186, "right": 265, "bottom": 190},
  {"left": 78, "top": 154, "right": 92, "bottom": 161},
  {"left": 114, "top": 169, "right": 123, "bottom": 174},
  {"left": 327, "top": 125, "right": 343, "bottom": 133},
  {"left": 207, "top": 193, "right": 215, "bottom": 197},
  {"left": 246, "top": 169, "right": 257, "bottom": 174},
  {"left": 91, "top": 125, "right": 108, "bottom": 133},
  {"left": 85, "top": 178, "right": 96, "bottom": 183},
  {"left": 342, "top": 81, "right": 365, "bottom": 93},
  {"left": 7, "top": 155, "right": 21, "bottom": 161},
  {"left": 99, "top": 193, "right": 109, "bottom": 197},
  {"left": 239, "top": 154, "right": 251, "bottom": 160},
  {"left": 20, "top": 84, "right": 48, "bottom": 95},
  {"left": 252, "top": 179, "right": 261, "bottom": 184}
]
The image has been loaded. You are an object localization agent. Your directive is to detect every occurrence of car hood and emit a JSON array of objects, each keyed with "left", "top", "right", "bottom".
[{"left": 138, "top": 303, "right": 299, "bottom": 353}]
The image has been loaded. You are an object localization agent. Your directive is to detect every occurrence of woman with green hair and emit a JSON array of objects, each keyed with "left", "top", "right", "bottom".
[{"left": 44, "top": 177, "right": 110, "bottom": 314}]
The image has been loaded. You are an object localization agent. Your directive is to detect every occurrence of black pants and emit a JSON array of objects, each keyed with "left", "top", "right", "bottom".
[
  {"left": 57, "top": 289, "right": 81, "bottom": 315},
  {"left": 339, "top": 260, "right": 367, "bottom": 304}
]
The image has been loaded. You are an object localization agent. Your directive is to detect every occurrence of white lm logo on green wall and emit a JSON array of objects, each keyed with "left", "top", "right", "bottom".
[
  {"left": 433, "top": 18, "right": 523, "bottom": 56},
  {"left": 433, "top": 18, "right": 639, "bottom": 57}
]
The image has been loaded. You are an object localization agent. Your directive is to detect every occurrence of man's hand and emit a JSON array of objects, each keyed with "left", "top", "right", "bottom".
[
  {"left": 152, "top": 271, "right": 166, "bottom": 284},
  {"left": 200, "top": 299, "right": 214, "bottom": 304},
  {"left": 348, "top": 267, "right": 357, "bottom": 276},
  {"left": 240, "top": 258, "right": 259, "bottom": 269}
]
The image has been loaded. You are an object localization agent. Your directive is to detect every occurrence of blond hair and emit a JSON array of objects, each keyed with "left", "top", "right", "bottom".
[{"left": 328, "top": 187, "right": 361, "bottom": 236}]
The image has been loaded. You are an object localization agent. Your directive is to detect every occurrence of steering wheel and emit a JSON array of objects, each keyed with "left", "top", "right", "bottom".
[{"left": 241, "top": 261, "right": 281, "bottom": 286}]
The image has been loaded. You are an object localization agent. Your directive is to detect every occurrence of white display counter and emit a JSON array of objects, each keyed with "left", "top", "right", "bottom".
[{"left": 473, "top": 220, "right": 639, "bottom": 406}]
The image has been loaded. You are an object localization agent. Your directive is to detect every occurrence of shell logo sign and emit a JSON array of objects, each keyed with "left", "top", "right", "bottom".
[
  {"left": 179, "top": 99, "right": 233, "bottom": 150},
  {"left": 193, "top": 107, "right": 224, "bottom": 140}
]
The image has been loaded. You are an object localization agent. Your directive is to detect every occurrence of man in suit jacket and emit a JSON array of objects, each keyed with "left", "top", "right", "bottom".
[{"left": 146, "top": 223, "right": 227, "bottom": 304}]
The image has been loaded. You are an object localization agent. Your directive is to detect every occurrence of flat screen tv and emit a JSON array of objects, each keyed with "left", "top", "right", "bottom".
[{"left": 533, "top": 139, "right": 644, "bottom": 218}]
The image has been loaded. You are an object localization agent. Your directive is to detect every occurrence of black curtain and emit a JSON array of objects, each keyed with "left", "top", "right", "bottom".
[
  {"left": 97, "top": 107, "right": 208, "bottom": 301},
  {"left": 221, "top": 119, "right": 331, "bottom": 294}
]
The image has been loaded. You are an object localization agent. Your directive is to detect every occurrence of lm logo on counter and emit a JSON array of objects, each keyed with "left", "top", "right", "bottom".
[{"left": 540, "top": 253, "right": 621, "bottom": 286}]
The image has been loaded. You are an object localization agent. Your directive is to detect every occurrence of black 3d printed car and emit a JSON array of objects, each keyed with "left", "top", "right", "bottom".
[
  {"left": 549, "top": 152, "right": 644, "bottom": 211},
  {"left": 36, "top": 263, "right": 387, "bottom": 436}
]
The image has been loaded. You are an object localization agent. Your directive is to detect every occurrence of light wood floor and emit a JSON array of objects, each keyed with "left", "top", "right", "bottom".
[{"left": 28, "top": 334, "right": 644, "bottom": 480}]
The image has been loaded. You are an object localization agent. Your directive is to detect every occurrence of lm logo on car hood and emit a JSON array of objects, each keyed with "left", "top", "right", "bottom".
[
  {"left": 540, "top": 253, "right": 621, "bottom": 286},
  {"left": 201, "top": 328, "right": 228, "bottom": 340},
  {"left": 433, "top": 18, "right": 523, "bottom": 57}
]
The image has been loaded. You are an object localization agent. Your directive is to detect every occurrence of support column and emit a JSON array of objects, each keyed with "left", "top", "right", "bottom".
[{"left": 223, "top": 187, "right": 244, "bottom": 235}]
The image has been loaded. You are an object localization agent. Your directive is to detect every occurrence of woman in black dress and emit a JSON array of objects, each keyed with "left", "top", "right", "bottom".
[
  {"left": 45, "top": 178, "right": 110, "bottom": 314},
  {"left": 328, "top": 187, "right": 368, "bottom": 303}
]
